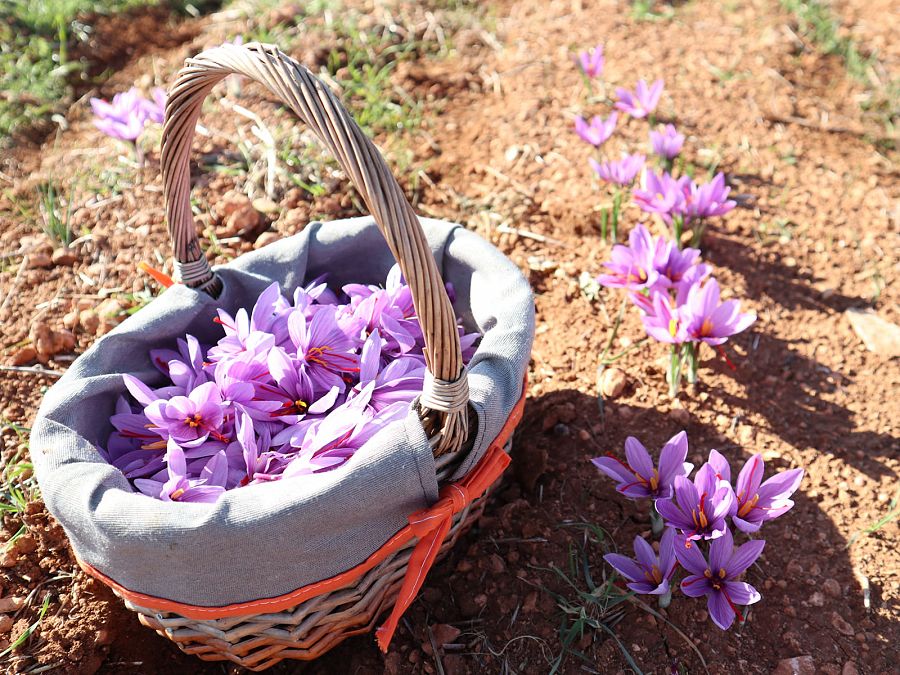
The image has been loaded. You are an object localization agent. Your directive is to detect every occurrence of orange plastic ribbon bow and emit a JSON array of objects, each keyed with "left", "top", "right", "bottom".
[{"left": 375, "top": 443, "right": 512, "bottom": 651}]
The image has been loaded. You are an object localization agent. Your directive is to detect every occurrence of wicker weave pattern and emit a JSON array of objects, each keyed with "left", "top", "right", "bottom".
[
  {"left": 160, "top": 42, "right": 467, "bottom": 455},
  {"left": 119, "top": 488, "right": 488, "bottom": 670}
]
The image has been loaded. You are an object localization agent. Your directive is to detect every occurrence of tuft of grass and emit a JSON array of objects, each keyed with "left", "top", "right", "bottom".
[
  {"left": 0, "top": 420, "right": 37, "bottom": 517},
  {"left": 846, "top": 491, "right": 900, "bottom": 549},
  {"left": 0, "top": 594, "right": 51, "bottom": 659},
  {"left": 631, "top": 0, "right": 676, "bottom": 22},
  {"left": 531, "top": 522, "right": 636, "bottom": 674},
  {"left": 37, "top": 180, "right": 75, "bottom": 247}
]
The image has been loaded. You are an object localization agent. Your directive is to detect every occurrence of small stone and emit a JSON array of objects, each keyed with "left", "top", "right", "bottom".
[
  {"left": 845, "top": 309, "right": 900, "bottom": 356},
  {"left": 254, "top": 231, "right": 279, "bottom": 249},
  {"left": 27, "top": 252, "right": 53, "bottom": 269},
  {"left": 96, "top": 298, "right": 123, "bottom": 320},
  {"left": 63, "top": 310, "right": 79, "bottom": 330},
  {"left": 251, "top": 197, "right": 279, "bottom": 214},
  {"left": 809, "top": 591, "right": 825, "bottom": 607},
  {"left": 51, "top": 247, "right": 78, "bottom": 266},
  {"left": 841, "top": 661, "right": 859, "bottom": 675},
  {"left": 216, "top": 190, "right": 252, "bottom": 219},
  {"left": 786, "top": 559, "right": 804, "bottom": 577},
  {"left": 772, "top": 656, "right": 815, "bottom": 675},
  {"left": 79, "top": 309, "right": 100, "bottom": 335},
  {"left": 0, "top": 597, "right": 24, "bottom": 613},
  {"left": 599, "top": 367, "right": 627, "bottom": 398},
  {"left": 221, "top": 204, "right": 260, "bottom": 237},
  {"left": 430, "top": 623, "right": 460, "bottom": 650},
  {"left": 8, "top": 347, "right": 37, "bottom": 366},
  {"left": 279, "top": 209, "right": 308, "bottom": 233},
  {"left": 823, "top": 578, "right": 841, "bottom": 598},
  {"left": 0, "top": 615, "right": 12, "bottom": 634},
  {"left": 669, "top": 407, "right": 690, "bottom": 426},
  {"left": 830, "top": 611, "right": 854, "bottom": 636},
  {"left": 578, "top": 429, "right": 590, "bottom": 441}
]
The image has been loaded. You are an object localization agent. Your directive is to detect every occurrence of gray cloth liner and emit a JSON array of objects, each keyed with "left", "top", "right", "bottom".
[{"left": 31, "top": 217, "right": 534, "bottom": 607}]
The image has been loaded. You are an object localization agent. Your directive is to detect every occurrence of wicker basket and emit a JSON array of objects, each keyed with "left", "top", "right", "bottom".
[{"left": 66, "top": 42, "right": 529, "bottom": 668}]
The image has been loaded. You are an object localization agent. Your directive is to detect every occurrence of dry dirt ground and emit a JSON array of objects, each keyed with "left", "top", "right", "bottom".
[{"left": 0, "top": 0, "right": 897, "bottom": 673}]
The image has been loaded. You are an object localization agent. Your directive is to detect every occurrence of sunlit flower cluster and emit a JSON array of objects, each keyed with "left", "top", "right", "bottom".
[{"left": 594, "top": 432, "right": 803, "bottom": 630}]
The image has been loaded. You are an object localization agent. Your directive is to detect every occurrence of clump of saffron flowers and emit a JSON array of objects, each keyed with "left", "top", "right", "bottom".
[
  {"left": 593, "top": 433, "right": 803, "bottom": 630},
  {"left": 615, "top": 79, "right": 664, "bottom": 121},
  {"left": 104, "top": 265, "right": 478, "bottom": 502},
  {"left": 596, "top": 223, "right": 755, "bottom": 396}
]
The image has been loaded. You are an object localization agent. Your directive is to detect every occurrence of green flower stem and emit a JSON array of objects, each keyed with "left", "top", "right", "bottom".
[
  {"left": 667, "top": 344, "right": 683, "bottom": 398},
  {"left": 672, "top": 213, "right": 684, "bottom": 250},
  {"left": 611, "top": 189, "right": 622, "bottom": 241},
  {"left": 658, "top": 588, "right": 672, "bottom": 609},
  {"left": 650, "top": 502, "right": 665, "bottom": 538}
]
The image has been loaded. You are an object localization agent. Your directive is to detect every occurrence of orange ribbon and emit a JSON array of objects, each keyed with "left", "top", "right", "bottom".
[{"left": 375, "top": 441, "right": 512, "bottom": 651}]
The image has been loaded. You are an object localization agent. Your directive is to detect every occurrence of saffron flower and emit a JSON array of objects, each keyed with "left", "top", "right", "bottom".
[
  {"left": 654, "top": 243, "right": 709, "bottom": 292},
  {"left": 633, "top": 170, "right": 688, "bottom": 224},
  {"left": 604, "top": 528, "right": 677, "bottom": 595},
  {"left": 142, "top": 87, "right": 167, "bottom": 124},
  {"left": 709, "top": 451, "right": 805, "bottom": 533},
  {"left": 683, "top": 173, "right": 736, "bottom": 220},
  {"left": 615, "top": 79, "right": 664, "bottom": 119},
  {"left": 589, "top": 153, "right": 645, "bottom": 186},
  {"left": 650, "top": 124, "right": 684, "bottom": 160},
  {"left": 577, "top": 45, "right": 604, "bottom": 78},
  {"left": 574, "top": 113, "right": 618, "bottom": 147},
  {"left": 682, "top": 279, "right": 756, "bottom": 346},
  {"left": 655, "top": 464, "right": 735, "bottom": 541},
  {"left": 144, "top": 381, "right": 226, "bottom": 448},
  {"left": 596, "top": 224, "right": 666, "bottom": 291},
  {"left": 641, "top": 292, "right": 687, "bottom": 344},
  {"left": 592, "top": 431, "right": 691, "bottom": 500},
  {"left": 676, "top": 529, "right": 764, "bottom": 630},
  {"left": 90, "top": 87, "right": 149, "bottom": 141}
]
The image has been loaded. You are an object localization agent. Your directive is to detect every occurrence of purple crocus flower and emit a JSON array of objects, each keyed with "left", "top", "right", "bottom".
[
  {"left": 641, "top": 291, "right": 688, "bottom": 344},
  {"left": 650, "top": 124, "right": 684, "bottom": 159},
  {"left": 676, "top": 528, "right": 764, "bottom": 630},
  {"left": 709, "top": 452, "right": 805, "bottom": 533},
  {"left": 142, "top": 87, "right": 166, "bottom": 124},
  {"left": 683, "top": 173, "right": 736, "bottom": 220},
  {"left": 577, "top": 45, "right": 604, "bottom": 78},
  {"left": 288, "top": 306, "right": 360, "bottom": 392},
  {"left": 90, "top": 88, "right": 149, "bottom": 141},
  {"left": 144, "top": 381, "right": 227, "bottom": 448},
  {"left": 592, "top": 431, "right": 691, "bottom": 500},
  {"left": 655, "top": 464, "right": 735, "bottom": 541},
  {"left": 134, "top": 439, "right": 226, "bottom": 503},
  {"left": 596, "top": 224, "right": 666, "bottom": 291},
  {"left": 652, "top": 243, "right": 709, "bottom": 292},
  {"left": 589, "top": 153, "right": 645, "bottom": 186},
  {"left": 353, "top": 330, "right": 425, "bottom": 412},
  {"left": 633, "top": 171, "right": 689, "bottom": 224},
  {"left": 614, "top": 79, "right": 664, "bottom": 119},
  {"left": 574, "top": 113, "right": 618, "bottom": 147},
  {"left": 681, "top": 279, "right": 756, "bottom": 346},
  {"left": 604, "top": 528, "right": 677, "bottom": 595}
]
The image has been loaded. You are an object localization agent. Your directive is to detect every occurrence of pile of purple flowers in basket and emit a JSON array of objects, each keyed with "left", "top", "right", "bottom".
[{"left": 103, "top": 266, "right": 478, "bottom": 502}]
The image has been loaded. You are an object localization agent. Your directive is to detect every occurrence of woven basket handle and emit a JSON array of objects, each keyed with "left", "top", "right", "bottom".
[{"left": 160, "top": 42, "right": 468, "bottom": 456}]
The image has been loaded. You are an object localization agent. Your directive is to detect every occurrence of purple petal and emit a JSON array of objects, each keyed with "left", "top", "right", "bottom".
[
  {"left": 723, "top": 580, "right": 760, "bottom": 606},
  {"left": 707, "top": 591, "right": 736, "bottom": 630},
  {"left": 673, "top": 535, "right": 708, "bottom": 576},
  {"left": 735, "top": 454, "right": 764, "bottom": 503},
  {"left": 592, "top": 456, "right": 636, "bottom": 485},
  {"left": 657, "top": 431, "right": 688, "bottom": 483},
  {"left": 624, "top": 437, "right": 654, "bottom": 480},
  {"left": 632, "top": 536, "right": 657, "bottom": 570},
  {"left": 603, "top": 553, "right": 643, "bottom": 583},
  {"left": 708, "top": 527, "right": 733, "bottom": 573},
  {"left": 680, "top": 574, "right": 712, "bottom": 598},
  {"left": 726, "top": 538, "right": 765, "bottom": 578},
  {"left": 757, "top": 468, "right": 804, "bottom": 504}
]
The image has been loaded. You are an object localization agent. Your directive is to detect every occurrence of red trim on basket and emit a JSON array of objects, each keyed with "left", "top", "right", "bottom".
[{"left": 77, "top": 380, "right": 527, "bottom": 627}]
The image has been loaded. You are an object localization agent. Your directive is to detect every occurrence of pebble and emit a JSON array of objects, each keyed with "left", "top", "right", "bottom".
[
  {"left": 599, "top": 367, "right": 627, "bottom": 398},
  {"left": 79, "top": 309, "right": 100, "bottom": 335},
  {"left": 254, "top": 231, "right": 279, "bottom": 249},
  {"left": 845, "top": 309, "right": 900, "bottom": 356},
  {"left": 808, "top": 591, "right": 825, "bottom": 607},
  {"left": 27, "top": 252, "right": 53, "bottom": 269},
  {"left": 30, "top": 322, "right": 76, "bottom": 361},
  {"left": 51, "top": 247, "right": 78, "bottom": 266},
  {"left": 830, "top": 611, "right": 854, "bottom": 636},
  {"left": 251, "top": 197, "right": 279, "bottom": 214},
  {"left": 772, "top": 656, "right": 815, "bottom": 675},
  {"left": 0, "top": 597, "right": 24, "bottom": 613},
  {"left": 841, "top": 662, "right": 859, "bottom": 675},
  {"left": 823, "top": 578, "right": 842, "bottom": 598},
  {"left": 8, "top": 347, "right": 37, "bottom": 366},
  {"left": 221, "top": 204, "right": 261, "bottom": 238},
  {"left": 0, "top": 615, "right": 12, "bottom": 634}
]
